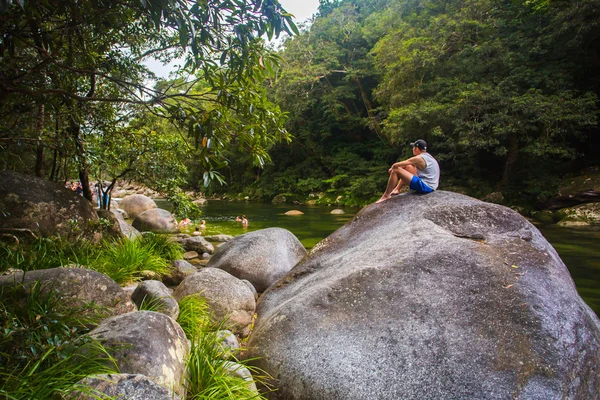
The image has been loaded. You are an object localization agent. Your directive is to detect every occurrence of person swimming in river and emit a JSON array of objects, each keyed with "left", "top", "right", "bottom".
[
  {"left": 179, "top": 218, "right": 191, "bottom": 227},
  {"left": 199, "top": 220, "right": 206, "bottom": 229},
  {"left": 235, "top": 216, "right": 242, "bottom": 222},
  {"left": 376, "top": 139, "right": 440, "bottom": 204},
  {"left": 241, "top": 215, "right": 248, "bottom": 227}
]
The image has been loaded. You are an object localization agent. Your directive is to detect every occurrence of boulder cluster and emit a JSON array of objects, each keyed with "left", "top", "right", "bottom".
[
  {"left": 0, "top": 224, "right": 306, "bottom": 399},
  {"left": 1, "top": 171, "right": 599, "bottom": 399}
]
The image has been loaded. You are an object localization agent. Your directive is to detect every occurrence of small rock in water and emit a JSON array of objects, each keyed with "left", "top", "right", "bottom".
[
  {"left": 285, "top": 210, "right": 304, "bottom": 215},
  {"left": 183, "top": 251, "right": 199, "bottom": 260}
]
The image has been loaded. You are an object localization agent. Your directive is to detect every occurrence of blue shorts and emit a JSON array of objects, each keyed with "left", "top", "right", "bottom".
[{"left": 409, "top": 176, "right": 434, "bottom": 194}]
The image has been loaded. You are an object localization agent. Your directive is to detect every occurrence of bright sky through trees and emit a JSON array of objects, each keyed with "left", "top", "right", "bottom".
[{"left": 146, "top": 0, "right": 320, "bottom": 78}]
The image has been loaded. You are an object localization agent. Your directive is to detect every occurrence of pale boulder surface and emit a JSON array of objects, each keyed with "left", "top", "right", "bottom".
[
  {"left": 75, "top": 374, "right": 181, "bottom": 400},
  {"left": 248, "top": 191, "right": 600, "bottom": 400},
  {"left": 208, "top": 228, "right": 306, "bottom": 292},
  {"left": 89, "top": 311, "right": 189, "bottom": 397},
  {"left": 0, "top": 267, "right": 134, "bottom": 316},
  {"left": 173, "top": 268, "right": 255, "bottom": 337},
  {"left": 118, "top": 194, "right": 157, "bottom": 220},
  {"left": 132, "top": 208, "right": 178, "bottom": 233}
]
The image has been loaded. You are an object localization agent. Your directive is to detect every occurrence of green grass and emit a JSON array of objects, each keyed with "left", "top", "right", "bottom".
[
  {"left": 137, "top": 232, "right": 184, "bottom": 261},
  {"left": 0, "top": 237, "right": 99, "bottom": 273},
  {"left": 0, "top": 281, "right": 119, "bottom": 399},
  {"left": 1, "top": 233, "right": 183, "bottom": 285},
  {"left": 177, "top": 295, "right": 270, "bottom": 399},
  {"left": 177, "top": 295, "right": 214, "bottom": 338},
  {"left": 90, "top": 238, "right": 170, "bottom": 284}
]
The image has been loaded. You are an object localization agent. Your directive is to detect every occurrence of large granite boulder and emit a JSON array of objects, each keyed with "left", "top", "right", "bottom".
[
  {"left": 75, "top": 374, "right": 181, "bottom": 400},
  {"left": 208, "top": 228, "right": 306, "bottom": 292},
  {"left": 248, "top": 191, "right": 600, "bottom": 400},
  {"left": 0, "top": 171, "right": 99, "bottom": 241},
  {"left": 173, "top": 268, "right": 255, "bottom": 337},
  {"left": 0, "top": 267, "right": 134, "bottom": 317},
  {"left": 132, "top": 209, "right": 178, "bottom": 234},
  {"left": 89, "top": 311, "right": 189, "bottom": 397},
  {"left": 118, "top": 194, "right": 157, "bottom": 220}
]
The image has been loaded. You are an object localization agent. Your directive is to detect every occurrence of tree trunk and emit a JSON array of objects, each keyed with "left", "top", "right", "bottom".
[
  {"left": 34, "top": 104, "right": 45, "bottom": 177},
  {"left": 500, "top": 133, "right": 518, "bottom": 190},
  {"left": 69, "top": 115, "right": 93, "bottom": 201},
  {"left": 49, "top": 110, "right": 60, "bottom": 181},
  {"left": 353, "top": 77, "right": 386, "bottom": 143}
]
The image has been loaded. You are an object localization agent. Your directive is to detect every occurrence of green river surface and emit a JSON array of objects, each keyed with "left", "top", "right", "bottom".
[{"left": 155, "top": 200, "right": 600, "bottom": 316}]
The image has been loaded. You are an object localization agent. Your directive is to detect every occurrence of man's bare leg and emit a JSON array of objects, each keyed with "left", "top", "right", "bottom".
[
  {"left": 390, "top": 165, "right": 417, "bottom": 195},
  {"left": 376, "top": 166, "right": 415, "bottom": 203}
]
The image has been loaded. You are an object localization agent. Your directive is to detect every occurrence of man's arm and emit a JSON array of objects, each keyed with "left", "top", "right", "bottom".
[{"left": 390, "top": 155, "right": 426, "bottom": 171}]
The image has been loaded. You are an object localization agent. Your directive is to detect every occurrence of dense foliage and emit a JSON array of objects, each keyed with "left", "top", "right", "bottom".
[
  {"left": 218, "top": 0, "right": 600, "bottom": 207},
  {"left": 0, "top": 0, "right": 296, "bottom": 203}
]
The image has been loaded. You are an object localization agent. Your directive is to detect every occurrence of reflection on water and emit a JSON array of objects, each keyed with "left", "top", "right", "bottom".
[
  {"left": 155, "top": 199, "right": 600, "bottom": 316},
  {"left": 535, "top": 224, "right": 600, "bottom": 317},
  {"left": 154, "top": 199, "right": 356, "bottom": 250}
]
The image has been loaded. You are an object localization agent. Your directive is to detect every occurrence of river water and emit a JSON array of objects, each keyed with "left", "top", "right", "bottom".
[{"left": 156, "top": 200, "right": 600, "bottom": 316}]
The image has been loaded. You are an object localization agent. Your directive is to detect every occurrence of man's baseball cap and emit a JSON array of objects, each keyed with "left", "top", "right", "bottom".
[{"left": 410, "top": 139, "right": 427, "bottom": 150}]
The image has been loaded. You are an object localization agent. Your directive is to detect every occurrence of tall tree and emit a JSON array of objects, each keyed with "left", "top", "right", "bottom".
[{"left": 0, "top": 0, "right": 297, "bottom": 197}]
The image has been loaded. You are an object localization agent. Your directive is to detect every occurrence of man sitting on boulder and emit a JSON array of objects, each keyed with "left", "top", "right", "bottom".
[{"left": 376, "top": 139, "right": 440, "bottom": 203}]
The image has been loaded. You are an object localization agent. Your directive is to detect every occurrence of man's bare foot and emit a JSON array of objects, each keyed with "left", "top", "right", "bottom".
[
  {"left": 375, "top": 195, "right": 390, "bottom": 204},
  {"left": 390, "top": 189, "right": 400, "bottom": 196}
]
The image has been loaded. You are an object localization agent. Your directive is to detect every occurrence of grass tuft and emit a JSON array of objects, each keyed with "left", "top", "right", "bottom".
[
  {"left": 177, "top": 295, "right": 270, "bottom": 399},
  {"left": 90, "top": 238, "right": 171, "bottom": 284},
  {"left": 0, "top": 281, "right": 118, "bottom": 399}
]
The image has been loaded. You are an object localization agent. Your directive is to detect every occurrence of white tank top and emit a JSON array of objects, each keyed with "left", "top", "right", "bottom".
[{"left": 418, "top": 152, "right": 440, "bottom": 190}]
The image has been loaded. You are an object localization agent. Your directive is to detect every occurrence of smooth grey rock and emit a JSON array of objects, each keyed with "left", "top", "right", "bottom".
[
  {"left": 217, "top": 329, "right": 240, "bottom": 359},
  {"left": 201, "top": 252, "right": 211, "bottom": 260},
  {"left": 89, "top": 311, "right": 189, "bottom": 397},
  {"left": 330, "top": 209, "right": 345, "bottom": 215},
  {"left": 118, "top": 194, "right": 157, "bottom": 220},
  {"left": 223, "top": 361, "right": 258, "bottom": 394},
  {"left": 110, "top": 209, "right": 141, "bottom": 239},
  {"left": 173, "top": 268, "right": 255, "bottom": 337},
  {"left": 241, "top": 279, "right": 258, "bottom": 301},
  {"left": 131, "top": 280, "right": 179, "bottom": 319},
  {"left": 163, "top": 260, "right": 198, "bottom": 286},
  {"left": 132, "top": 208, "right": 178, "bottom": 234},
  {"left": 75, "top": 374, "right": 180, "bottom": 400},
  {"left": 247, "top": 191, "right": 600, "bottom": 400},
  {"left": 177, "top": 236, "right": 215, "bottom": 254},
  {"left": 208, "top": 228, "right": 306, "bottom": 292},
  {"left": 205, "top": 234, "right": 234, "bottom": 242},
  {"left": 0, "top": 267, "right": 134, "bottom": 316},
  {"left": 0, "top": 171, "right": 100, "bottom": 241}
]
